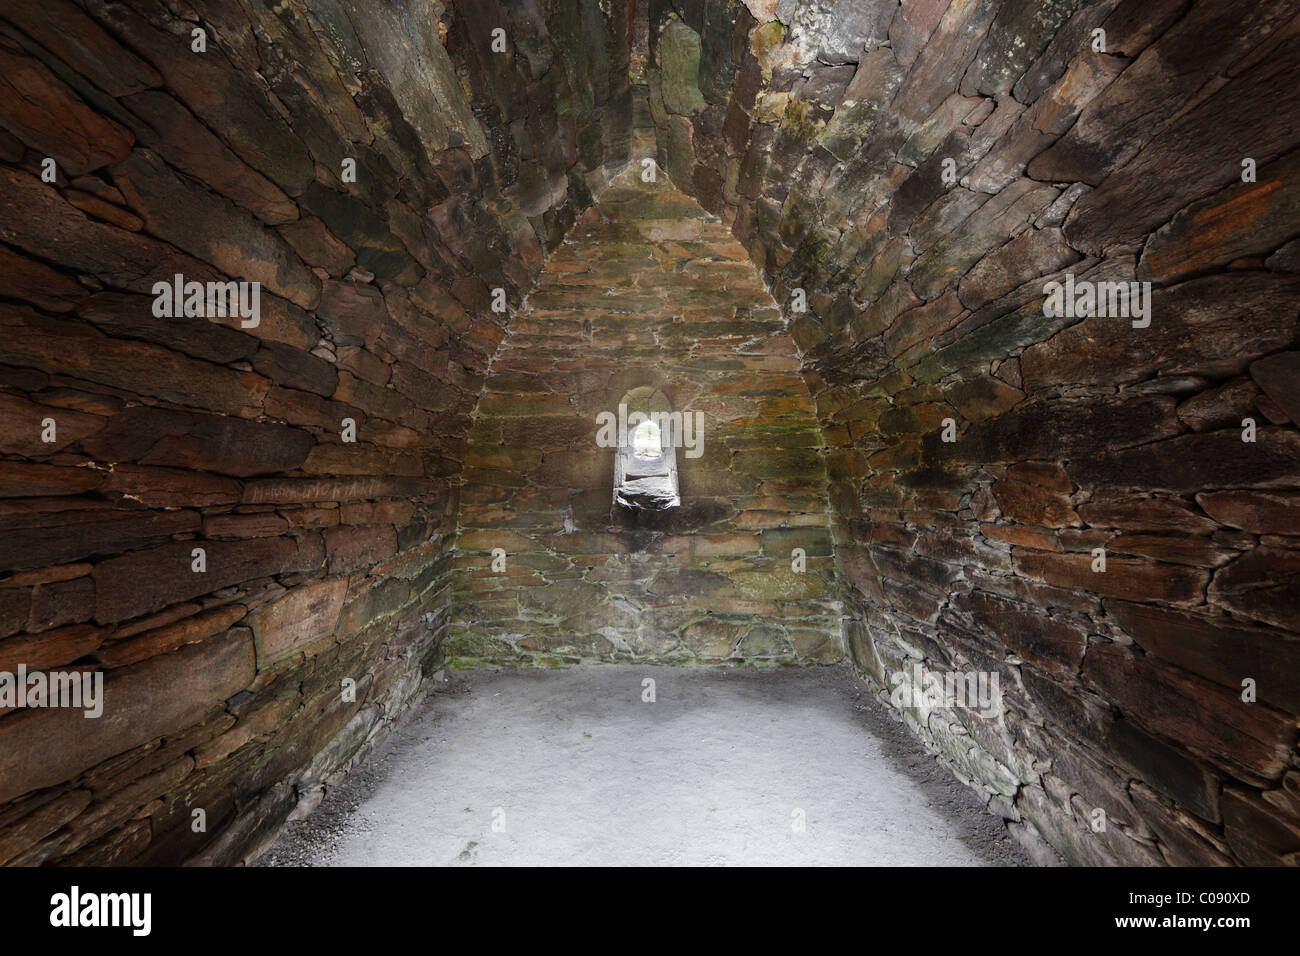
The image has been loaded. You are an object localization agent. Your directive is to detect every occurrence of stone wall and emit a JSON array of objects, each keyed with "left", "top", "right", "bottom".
[
  {"left": 3, "top": 0, "right": 1297, "bottom": 870},
  {"left": 646, "top": 0, "right": 1300, "bottom": 865},
  {"left": 0, "top": 0, "right": 629, "bottom": 865},
  {"left": 449, "top": 164, "right": 841, "bottom": 665}
]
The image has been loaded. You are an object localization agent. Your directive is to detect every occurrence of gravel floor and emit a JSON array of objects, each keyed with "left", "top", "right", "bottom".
[{"left": 258, "top": 663, "right": 1029, "bottom": 867}]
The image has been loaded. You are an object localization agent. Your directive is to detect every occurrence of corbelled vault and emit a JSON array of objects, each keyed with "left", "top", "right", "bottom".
[{"left": 0, "top": 0, "right": 1297, "bottom": 868}]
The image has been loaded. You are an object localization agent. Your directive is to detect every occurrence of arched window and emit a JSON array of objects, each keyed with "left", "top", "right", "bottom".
[{"left": 613, "top": 386, "right": 679, "bottom": 510}]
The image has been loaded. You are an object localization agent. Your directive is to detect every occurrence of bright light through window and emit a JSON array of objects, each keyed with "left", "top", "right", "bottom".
[{"left": 632, "top": 419, "right": 662, "bottom": 459}]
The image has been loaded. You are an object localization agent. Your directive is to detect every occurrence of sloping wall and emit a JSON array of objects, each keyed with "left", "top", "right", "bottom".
[
  {"left": 2, "top": 0, "right": 1297, "bottom": 870},
  {"left": 646, "top": 0, "right": 1300, "bottom": 865},
  {"left": 0, "top": 0, "right": 629, "bottom": 865}
]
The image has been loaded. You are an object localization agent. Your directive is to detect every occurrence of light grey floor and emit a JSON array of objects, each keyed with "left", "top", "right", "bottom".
[{"left": 261, "top": 664, "right": 1026, "bottom": 866}]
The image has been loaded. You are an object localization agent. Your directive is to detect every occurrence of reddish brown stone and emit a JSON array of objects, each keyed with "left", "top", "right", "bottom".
[
  {"left": 944, "top": 395, "right": 1180, "bottom": 464},
  {"left": 890, "top": 0, "right": 1002, "bottom": 126},
  {"left": 278, "top": 215, "right": 355, "bottom": 276},
  {"left": 1070, "top": 428, "right": 1300, "bottom": 493},
  {"left": 1196, "top": 490, "right": 1300, "bottom": 535},
  {"left": 323, "top": 526, "right": 398, "bottom": 575},
  {"left": 27, "top": 574, "right": 95, "bottom": 631},
  {"left": 909, "top": 179, "right": 1059, "bottom": 299},
  {"left": 61, "top": 189, "right": 143, "bottom": 231},
  {"left": 1077, "top": 496, "right": 1218, "bottom": 534},
  {"left": 51, "top": 755, "right": 194, "bottom": 861},
  {"left": 1082, "top": 642, "right": 1295, "bottom": 780},
  {"left": 1034, "top": 0, "right": 1297, "bottom": 185},
  {"left": 0, "top": 391, "right": 105, "bottom": 457},
  {"left": 889, "top": 0, "right": 954, "bottom": 68},
  {"left": 78, "top": 292, "right": 260, "bottom": 365},
  {"left": 0, "top": 168, "right": 220, "bottom": 293},
  {"left": 202, "top": 513, "right": 290, "bottom": 539},
  {"left": 0, "top": 0, "right": 161, "bottom": 97},
  {"left": 0, "top": 40, "right": 134, "bottom": 176},
  {"left": 1208, "top": 548, "right": 1300, "bottom": 632},
  {"left": 0, "top": 629, "right": 256, "bottom": 804},
  {"left": 980, "top": 522, "right": 1062, "bottom": 552},
  {"left": 3, "top": 563, "right": 92, "bottom": 588},
  {"left": 1128, "top": 784, "right": 1233, "bottom": 865},
  {"left": 1107, "top": 534, "right": 1235, "bottom": 569},
  {"left": 249, "top": 342, "right": 340, "bottom": 398},
  {"left": 0, "top": 788, "right": 92, "bottom": 867},
  {"left": 301, "top": 443, "right": 423, "bottom": 478},
  {"left": 993, "top": 479, "right": 1078, "bottom": 528},
  {"left": 1249, "top": 351, "right": 1300, "bottom": 425},
  {"left": 262, "top": 386, "right": 362, "bottom": 431},
  {"left": 333, "top": 370, "right": 410, "bottom": 423},
  {"left": 1021, "top": 274, "right": 1300, "bottom": 390},
  {"left": 95, "top": 605, "right": 247, "bottom": 669},
  {"left": 1006, "top": 461, "right": 1072, "bottom": 493},
  {"left": 282, "top": 507, "right": 341, "bottom": 529},
  {"left": 317, "top": 281, "right": 389, "bottom": 348},
  {"left": 101, "top": 464, "right": 243, "bottom": 509},
  {"left": 0, "top": 244, "right": 87, "bottom": 313},
  {"left": 122, "top": 90, "right": 298, "bottom": 225},
  {"left": 93, "top": 536, "right": 322, "bottom": 624},
  {"left": 1059, "top": 22, "right": 1300, "bottom": 252},
  {"left": 110, "top": 603, "right": 202, "bottom": 641},
  {"left": 958, "top": 227, "right": 1080, "bottom": 310},
  {"left": 945, "top": 374, "right": 1024, "bottom": 424},
  {"left": 1140, "top": 150, "right": 1300, "bottom": 282},
  {"left": 1176, "top": 377, "right": 1262, "bottom": 433},
  {"left": 1255, "top": 392, "right": 1291, "bottom": 426},
  {"left": 339, "top": 501, "right": 417, "bottom": 526},
  {"left": 1106, "top": 599, "right": 1300, "bottom": 712},
  {"left": 0, "top": 622, "right": 107, "bottom": 672},
  {"left": 956, "top": 590, "right": 1086, "bottom": 673},
  {"left": 0, "top": 305, "right": 271, "bottom": 417},
  {"left": 84, "top": 407, "right": 314, "bottom": 478},
  {"left": 1013, "top": 550, "right": 1207, "bottom": 605},
  {"left": 112, "top": 149, "right": 319, "bottom": 310},
  {"left": 1104, "top": 719, "right": 1222, "bottom": 824},
  {"left": 335, "top": 346, "right": 391, "bottom": 388},
  {"left": 0, "top": 462, "right": 103, "bottom": 498},
  {"left": 0, "top": 503, "right": 200, "bottom": 573},
  {"left": 248, "top": 577, "right": 347, "bottom": 667},
  {"left": 884, "top": 292, "right": 966, "bottom": 356},
  {"left": 139, "top": 415, "right": 307, "bottom": 478},
  {"left": 1221, "top": 788, "right": 1300, "bottom": 865}
]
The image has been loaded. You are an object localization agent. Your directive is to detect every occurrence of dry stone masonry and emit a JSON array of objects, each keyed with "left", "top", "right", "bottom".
[
  {"left": 645, "top": 0, "right": 1300, "bottom": 865},
  {"left": 451, "top": 162, "right": 840, "bottom": 665},
  {"left": 0, "top": 0, "right": 631, "bottom": 865},
  {"left": 0, "top": 0, "right": 1296, "bottom": 869}
]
